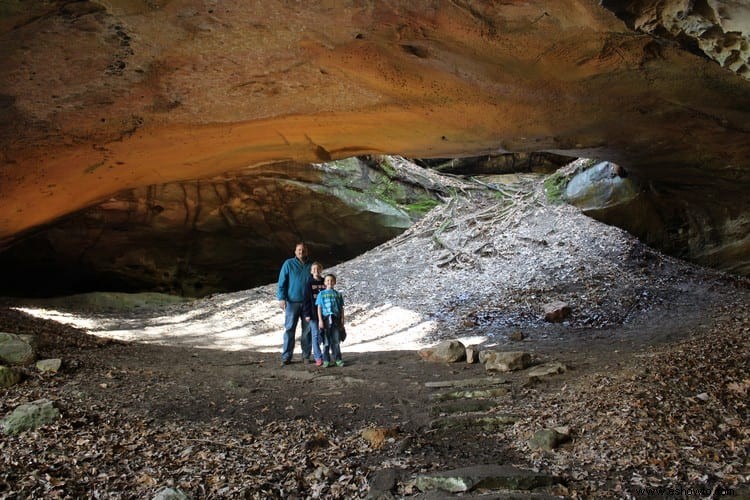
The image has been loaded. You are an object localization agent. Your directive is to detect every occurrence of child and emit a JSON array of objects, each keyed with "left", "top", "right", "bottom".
[
  {"left": 303, "top": 262, "right": 326, "bottom": 366},
  {"left": 315, "top": 273, "right": 345, "bottom": 367}
]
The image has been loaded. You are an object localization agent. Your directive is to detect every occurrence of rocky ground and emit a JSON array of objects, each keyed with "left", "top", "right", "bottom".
[{"left": 1, "top": 173, "right": 749, "bottom": 499}]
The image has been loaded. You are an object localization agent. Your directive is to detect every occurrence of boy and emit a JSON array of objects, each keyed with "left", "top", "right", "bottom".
[
  {"left": 303, "top": 262, "right": 326, "bottom": 366},
  {"left": 315, "top": 273, "right": 345, "bottom": 367}
]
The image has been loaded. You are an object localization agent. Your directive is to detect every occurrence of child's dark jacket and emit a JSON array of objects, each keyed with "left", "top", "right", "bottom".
[{"left": 302, "top": 276, "right": 326, "bottom": 319}]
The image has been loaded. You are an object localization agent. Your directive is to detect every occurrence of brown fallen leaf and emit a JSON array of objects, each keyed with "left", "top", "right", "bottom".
[{"left": 360, "top": 427, "right": 399, "bottom": 449}]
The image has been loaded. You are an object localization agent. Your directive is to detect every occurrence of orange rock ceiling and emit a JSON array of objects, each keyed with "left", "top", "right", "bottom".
[{"left": 1, "top": 0, "right": 750, "bottom": 247}]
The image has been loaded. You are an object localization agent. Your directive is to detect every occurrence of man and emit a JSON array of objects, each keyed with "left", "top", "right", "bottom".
[{"left": 277, "top": 242, "right": 313, "bottom": 365}]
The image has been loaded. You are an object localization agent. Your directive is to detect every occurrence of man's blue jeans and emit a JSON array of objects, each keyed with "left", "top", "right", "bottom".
[{"left": 281, "top": 301, "right": 311, "bottom": 362}]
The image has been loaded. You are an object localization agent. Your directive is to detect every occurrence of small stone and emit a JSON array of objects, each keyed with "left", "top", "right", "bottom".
[
  {"left": 528, "top": 428, "right": 570, "bottom": 451},
  {"left": 368, "top": 468, "right": 398, "bottom": 496},
  {"left": 153, "top": 487, "right": 191, "bottom": 500},
  {"left": 543, "top": 301, "right": 571, "bottom": 322},
  {"left": 36, "top": 358, "right": 62, "bottom": 373},
  {"left": 465, "top": 345, "right": 480, "bottom": 364},
  {"left": 554, "top": 425, "right": 571, "bottom": 436},
  {"left": 509, "top": 331, "right": 525, "bottom": 341},
  {"left": 528, "top": 362, "right": 566, "bottom": 378}
]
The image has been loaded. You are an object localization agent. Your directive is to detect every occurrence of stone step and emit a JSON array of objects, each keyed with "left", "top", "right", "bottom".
[
  {"left": 429, "top": 414, "right": 518, "bottom": 431},
  {"left": 430, "top": 386, "right": 509, "bottom": 402},
  {"left": 424, "top": 377, "right": 508, "bottom": 389},
  {"left": 415, "top": 464, "right": 560, "bottom": 495},
  {"left": 430, "top": 399, "right": 496, "bottom": 416}
]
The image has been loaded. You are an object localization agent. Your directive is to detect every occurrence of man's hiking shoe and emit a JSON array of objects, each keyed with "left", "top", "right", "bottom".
[
  {"left": 335, "top": 360, "right": 344, "bottom": 367},
  {"left": 322, "top": 361, "right": 330, "bottom": 368},
  {"left": 281, "top": 359, "right": 290, "bottom": 366},
  {"left": 315, "top": 359, "right": 323, "bottom": 367}
]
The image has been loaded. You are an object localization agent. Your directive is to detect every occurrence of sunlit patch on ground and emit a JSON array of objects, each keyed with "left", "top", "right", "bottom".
[
  {"left": 13, "top": 299, "right": 454, "bottom": 353},
  {"left": 15, "top": 307, "right": 102, "bottom": 331}
]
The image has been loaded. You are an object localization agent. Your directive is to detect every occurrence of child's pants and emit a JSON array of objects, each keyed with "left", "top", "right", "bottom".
[
  {"left": 321, "top": 315, "right": 342, "bottom": 363},
  {"left": 309, "top": 316, "right": 323, "bottom": 361}
]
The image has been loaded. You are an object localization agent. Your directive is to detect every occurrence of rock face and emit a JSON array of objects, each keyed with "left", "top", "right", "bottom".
[
  {"left": 604, "top": 0, "right": 750, "bottom": 78},
  {"left": 562, "top": 158, "right": 750, "bottom": 275},
  {"left": 0, "top": 156, "right": 438, "bottom": 296},
  {"left": 1, "top": 1, "right": 750, "bottom": 283}
]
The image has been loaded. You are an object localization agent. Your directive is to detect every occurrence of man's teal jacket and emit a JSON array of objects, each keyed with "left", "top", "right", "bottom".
[{"left": 276, "top": 257, "right": 312, "bottom": 302}]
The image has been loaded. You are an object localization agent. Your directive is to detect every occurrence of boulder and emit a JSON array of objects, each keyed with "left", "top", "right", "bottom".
[
  {"left": 418, "top": 340, "right": 466, "bottom": 363},
  {"left": 564, "top": 161, "right": 638, "bottom": 211},
  {"left": 2, "top": 399, "right": 60, "bottom": 435},
  {"left": 0, "top": 332, "right": 35, "bottom": 366},
  {"left": 480, "top": 351, "right": 531, "bottom": 372}
]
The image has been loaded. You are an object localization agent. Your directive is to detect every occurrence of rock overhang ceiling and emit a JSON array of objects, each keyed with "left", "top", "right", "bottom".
[{"left": 1, "top": 0, "right": 750, "bottom": 274}]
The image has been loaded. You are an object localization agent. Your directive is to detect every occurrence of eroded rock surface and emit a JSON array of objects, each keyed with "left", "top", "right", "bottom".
[
  {"left": 604, "top": 0, "right": 750, "bottom": 78},
  {"left": 1, "top": 1, "right": 750, "bottom": 281},
  {"left": 0, "top": 156, "right": 441, "bottom": 296}
]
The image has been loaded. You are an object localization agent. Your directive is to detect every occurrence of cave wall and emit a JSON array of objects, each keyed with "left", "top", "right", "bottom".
[
  {"left": 0, "top": 157, "right": 440, "bottom": 296},
  {"left": 1, "top": 0, "right": 750, "bottom": 283},
  {"left": 603, "top": 0, "right": 750, "bottom": 78}
]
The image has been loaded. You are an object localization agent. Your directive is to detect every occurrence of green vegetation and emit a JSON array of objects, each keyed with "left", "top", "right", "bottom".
[
  {"left": 377, "top": 156, "right": 398, "bottom": 177},
  {"left": 372, "top": 177, "right": 407, "bottom": 205},
  {"left": 319, "top": 155, "right": 442, "bottom": 220},
  {"left": 543, "top": 171, "right": 569, "bottom": 204},
  {"left": 405, "top": 198, "right": 439, "bottom": 216}
]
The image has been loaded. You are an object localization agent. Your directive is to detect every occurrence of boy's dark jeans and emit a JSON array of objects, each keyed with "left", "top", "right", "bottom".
[{"left": 321, "top": 315, "right": 342, "bottom": 362}]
